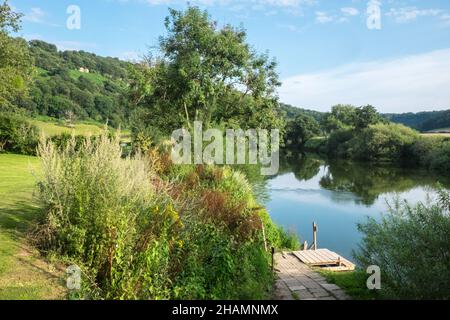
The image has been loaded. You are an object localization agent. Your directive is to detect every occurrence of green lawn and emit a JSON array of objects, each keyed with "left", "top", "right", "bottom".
[
  {"left": 317, "top": 269, "right": 381, "bottom": 300},
  {"left": 30, "top": 119, "right": 106, "bottom": 137},
  {"left": 0, "top": 154, "right": 65, "bottom": 299},
  {"left": 29, "top": 117, "right": 131, "bottom": 142},
  {"left": 68, "top": 69, "right": 108, "bottom": 85}
]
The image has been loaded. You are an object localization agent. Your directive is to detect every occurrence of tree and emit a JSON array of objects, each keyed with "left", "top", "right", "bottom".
[
  {"left": 0, "top": 1, "right": 33, "bottom": 111},
  {"left": 321, "top": 104, "right": 356, "bottom": 133},
  {"left": 285, "top": 113, "right": 321, "bottom": 147},
  {"left": 354, "top": 105, "right": 384, "bottom": 130},
  {"left": 130, "top": 6, "right": 284, "bottom": 135}
]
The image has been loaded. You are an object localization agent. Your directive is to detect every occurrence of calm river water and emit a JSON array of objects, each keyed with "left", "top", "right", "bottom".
[{"left": 263, "top": 153, "right": 450, "bottom": 261}]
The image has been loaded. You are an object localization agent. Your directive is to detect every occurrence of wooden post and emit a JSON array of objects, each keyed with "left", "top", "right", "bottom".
[
  {"left": 303, "top": 240, "right": 308, "bottom": 251},
  {"left": 271, "top": 247, "right": 275, "bottom": 273},
  {"left": 313, "top": 222, "right": 318, "bottom": 250},
  {"left": 261, "top": 219, "right": 268, "bottom": 252}
]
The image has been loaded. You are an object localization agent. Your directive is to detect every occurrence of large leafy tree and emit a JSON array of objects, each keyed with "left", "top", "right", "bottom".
[
  {"left": 0, "top": 1, "right": 33, "bottom": 111},
  {"left": 285, "top": 113, "right": 321, "bottom": 147},
  {"left": 129, "top": 6, "right": 284, "bottom": 136}
]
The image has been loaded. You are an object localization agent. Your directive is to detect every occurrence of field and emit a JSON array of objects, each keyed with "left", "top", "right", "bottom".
[
  {"left": 30, "top": 119, "right": 106, "bottom": 136},
  {"left": 421, "top": 132, "right": 450, "bottom": 138},
  {"left": 29, "top": 117, "right": 131, "bottom": 141},
  {"left": 0, "top": 154, "right": 65, "bottom": 299},
  {"left": 68, "top": 69, "right": 108, "bottom": 85}
]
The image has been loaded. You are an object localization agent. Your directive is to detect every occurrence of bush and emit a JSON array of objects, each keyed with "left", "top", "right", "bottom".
[
  {"left": 35, "top": 133, "right": 291, "bottom": 299},
  {"left": 354, "top": 189, "right": 450, "bottom": 299},
  {"left": 304, "top": 136, "right": 327, "bottom": 153},
  {"left": 326, "top": 128, "right": 354, "bottom": 158},
  {"left": 0, "top": 112, "right": 39, "bottom": 155},
  {"left": 351, "top": 123, "right": 418, "bottom": 161}
]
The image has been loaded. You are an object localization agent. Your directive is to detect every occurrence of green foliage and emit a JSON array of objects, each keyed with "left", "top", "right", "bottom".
[
  {"left": 0, "top": 2, "right": 34, "bottom": 111},
  {"left": 354, "top": 189, "right": 450, "bottom": 299},
  {"left": 277, "top": 226, "right": 301, "bottom": 250},
  {"left": 385, "top": 109, "right": 450, "bottom": 132},
  {"left": 0, "top": 113, "right": 39, "bottom": 155},
  {"left": 350, "top": 123, "right": 419, "bottom": 161},
  {"left": 319, "top": 270, "right": 380, "bottom": 300},
  {"left": 129, "top": 6, "right": 284, "bottom": 137},
  {"left": 15, "top": 39, "right": 131, "bottom": 127},
  {"left": 34, "top": 134, "right": 291, "bottom": 299},
  {"left": 303, "top": 136, "right": 327, "bottom": 152},
  {"left": 321, "top": 104, "right": 357, "bottom": 133},
  {"left": 285, "top": 113, "right": 321, "bottom": 148}
]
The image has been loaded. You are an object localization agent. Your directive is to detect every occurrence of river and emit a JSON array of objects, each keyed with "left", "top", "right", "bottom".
[{"left": 262, "top": 153, "right": 450, "bottom": 262}]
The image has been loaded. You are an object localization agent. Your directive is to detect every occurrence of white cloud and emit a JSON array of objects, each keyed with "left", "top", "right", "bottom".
[
  {"left": 279, "top": 49, "right": 450, "bottom": 113},
  {"left": 315, "top": 11, "right": 333, "bottom": 24},
  {"left": 120, "top": 51, "right": 141, "bottom": 61},
  {"left": 386, "top": 7, "right": 442, "bottom": 23},
  {"left": 142, "top": 0, "right": 316, "bottom": 8},
  {"left": 53, "top": 41, "right": 98, "bottom": 51},
  {"left": 23, "top": 7, "right": 46, "bottom": 23},
  {"left": 22, "top": 7, "right": 60, "bottom": 27},
  {"left": 341, "top": 7, "right": 359, "bottom": 16}
]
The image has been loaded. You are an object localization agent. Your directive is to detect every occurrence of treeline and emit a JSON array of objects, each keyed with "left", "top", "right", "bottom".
[
  {"left": 284, "top": 104, "right": 450, "bottom": 173},
  {"left": 16, "top": 40, "right": 132, "bottom": 127},
  {"left": 385, "top": 109, "right": 450, "bottom": 132}
]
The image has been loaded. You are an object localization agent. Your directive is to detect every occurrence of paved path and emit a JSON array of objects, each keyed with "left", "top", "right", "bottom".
[{"left": 273, "top": 252, "right": 351, "bottom": 300}]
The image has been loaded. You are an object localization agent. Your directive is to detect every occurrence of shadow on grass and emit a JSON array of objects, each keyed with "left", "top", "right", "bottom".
[{"left": 0, "top": 200, "right": 41, "bottom": 243}]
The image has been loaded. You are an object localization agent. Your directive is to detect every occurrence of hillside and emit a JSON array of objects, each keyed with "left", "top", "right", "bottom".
[
  {"left": 384, "top": 110, "right": 450, "bottom": 132},
  {"left": 17, "top": 40, "right": 132, "bottom": 128},
  {"left": 280, "top": 103, "right": 324, "bottom": 122}
]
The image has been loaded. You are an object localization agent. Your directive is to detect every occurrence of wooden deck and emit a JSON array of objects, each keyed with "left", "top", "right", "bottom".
[{"left": 292, "top": 249, "right": 355, "bottom": 271}]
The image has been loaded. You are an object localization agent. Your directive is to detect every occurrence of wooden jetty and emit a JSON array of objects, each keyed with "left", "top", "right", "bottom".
[{"left": 292, "top": 222, "right": 355, "bottom": 272}]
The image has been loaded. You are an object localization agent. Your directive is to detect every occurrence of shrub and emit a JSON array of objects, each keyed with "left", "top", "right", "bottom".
[
  {"left": 429, "top": 141, "right": 450, "bottom": 172},
  {"left": 326, "top": 128, "right": 354, "bottom": 158},
  {"left": 0, "top": 112, "right": 39, "bottom": 155},
  {"left": 35, "top": 132, "right": 290, "bottom": 299},
  {"left": 354, "top": 188, "right": 450, "bottom": 299},
  {"left": 304, "top": 136, "right": 327, "bottom": 153},
  {"left": 351, "top": 123, "right": 418, "bottom": 161}
]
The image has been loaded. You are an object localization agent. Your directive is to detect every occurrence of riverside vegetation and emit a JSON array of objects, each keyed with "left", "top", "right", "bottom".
[
  {"left": 1, "top": 1, "right": 450, "bottom": 300},
  {"left": 33, "top": 132, "right": 297, "bottom": 299}
]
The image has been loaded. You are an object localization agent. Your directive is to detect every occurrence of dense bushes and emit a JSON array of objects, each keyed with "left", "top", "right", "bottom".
[
  {"left": 350, "top": 123, "right": 418, "bottom": 161},
  {"left": 34, "top": 133, "right": 294, "bottom": 299},
  {"left": 321, "top": 123, "right": 450, "bottom": 172},
  {"left": 354, "top": 188, "right": 450, "bottom": 299},
  {"left": 0, "top": 112, "right": 39, "bottom": 155},
  {"left": 412, "top": 137, "right": 450, "bottom": 172}
]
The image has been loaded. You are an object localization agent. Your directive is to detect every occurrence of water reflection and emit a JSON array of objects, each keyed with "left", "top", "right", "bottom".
[{"left": 263, "top": 152, "right": 450, "bottom": 260}]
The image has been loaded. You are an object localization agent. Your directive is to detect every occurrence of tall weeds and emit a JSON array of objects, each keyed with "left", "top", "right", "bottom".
[{"left": 34, "top": 132, "right": 296, "bottom": 299}]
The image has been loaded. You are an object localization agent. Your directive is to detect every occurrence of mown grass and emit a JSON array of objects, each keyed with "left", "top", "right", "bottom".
[
  {"left": 29, "top": 117, "right": 131, "bottom": 142},
  {"left": 30, "top": 119, "right": 106, "bottom": 137},
  {"left": 68, "top": 69, "right": 108, "bottom": 85},
  {"left": 317, "top": 269, "right": 381, "bottom": 300},
  {"left": 0, "top": 154, "right": 65, "bottom": 300}
]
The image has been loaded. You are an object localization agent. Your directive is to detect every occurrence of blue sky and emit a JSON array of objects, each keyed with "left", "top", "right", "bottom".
[{"left": 11, "top": 0, "right": 450, "bottom": 112}]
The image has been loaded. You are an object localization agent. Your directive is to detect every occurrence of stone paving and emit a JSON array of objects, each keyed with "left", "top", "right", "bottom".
[{"left": 273, "top": 252, "right": 352, "bottom": 300}]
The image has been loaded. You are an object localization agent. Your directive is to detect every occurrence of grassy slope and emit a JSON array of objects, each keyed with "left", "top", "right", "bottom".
[
  {"left": 68, "top": 69, "right": 108, "bottom": 85},
  {"left": 29, "top": 118, "right": 131, "bottom": 142},
  {"left": 317, "top": 269, "right": 381, "bottom": 300},
  {"left": 0, "top": 154, "right": 65, "bottom": 299},
  {"left": 30, "top": 119, "right": 106, "bottom": 137}
]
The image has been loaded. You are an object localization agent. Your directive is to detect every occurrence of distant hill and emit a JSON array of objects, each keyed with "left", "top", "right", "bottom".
[
  {"left": 384, "top": 110, "right": 450, "bottom": 132},
  {"left": 18, "top": 40, "right": 133, "bottom": 127},
  {"left": 280, "top": 103, "right": 324, "bottom": 122}
]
